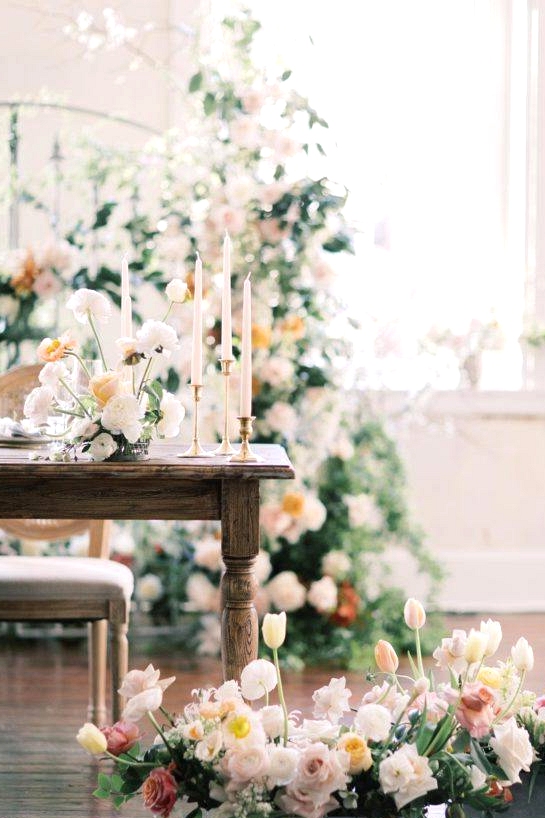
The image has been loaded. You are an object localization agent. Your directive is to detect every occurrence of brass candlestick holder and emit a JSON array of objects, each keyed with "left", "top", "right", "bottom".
[
  {"left": 214, "top": 358, "right": 235, "bottom": 456},
  {"left": 178, "top": 384, "right": 214, "bottom": 458},
  {"left": 229, "top": 416, "right": 264, "bottom": 463}
]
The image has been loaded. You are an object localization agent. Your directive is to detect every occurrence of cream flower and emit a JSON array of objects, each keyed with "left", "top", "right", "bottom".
[
  {"left": 267, "top": 745, "right": 299, "bottom": 787},
  {"left": 240, "top": 659, "right": 277, "bottom": 701},
  {"left": 119, "top": 663, "right": 176, "bottom": 700},
  {"left": 186, "top": 573, "right": 220, "bottom": 612},
  {"left": 135, "top": 320, "right": 178, "bottom": 358},
  {"left": 263, "top": 401, "right": 298, "bottom": 440},
  {"left": 379, "top": 743, "right": 438, "bottom": 809},
  {"left": 266, "top": 571, "right": 306, "bottom": 612},
  {"left": 490, "top": 718, "right": 534, "bottom": 785},
  {"left": 195, "top": 729, "right": 223, "bottom": 761},
  {"left": 193, "top": 536, "right": 222, "bottom": 572},
  {"left": 480, "top": 619, "right": 503, "bottom": 658},
  {"left": 165, "top": 278, "right": 188, "bottom": 303},
  {"left": 321, "top": 550, "right": 351, "bottom": 580},
  {"left": 88, "top": 432, "right": 117, "bottom": 461},
  {"left": 101, "top": 394, "right": 144, "bottom": 443},
  {"left": 66, "top": 288, "right": 111, "bottom": 324},
  {"left": 262, "top": 612, "right": 286, "bottom": 650},
  {"left": 344, "top": 493, "right": 383, "bottom": 529},
  {"left": 511, "top": 637, "right": 534, "bottom": 672},
  {"left": 136, "top": 573, "right": 163, "bottom": 602},
  {"left": 254, "top": 550, "right": 272, "bottom": 583},
  {"left": 157, "top": 392, "right": 185, "bottom": 437},
  {"left": 76, "top": 722, "right": 107, "bottom": 755},
  {"left": 312, "top": 677, "right": 352, "bottom": 724},
  {"left": 38, "top": 361, "right": 69, "bottom": 395},
  {"left": 354, "top": 704, "right": 392, "bottom": 741},
  {"left": 307, "top": 576, "right": 338, "bottom": 614},
  {"left": 23, "top": 385, "right": 55, "bottom": 425}
]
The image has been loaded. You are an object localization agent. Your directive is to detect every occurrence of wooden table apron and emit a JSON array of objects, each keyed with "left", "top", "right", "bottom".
[{"left": 0, "top": 443, "right": 295, "bottom": 681}]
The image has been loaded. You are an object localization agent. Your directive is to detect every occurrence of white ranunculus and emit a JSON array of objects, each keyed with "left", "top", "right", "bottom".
[
  {"left": 136, "top": 573, "right": 163, "bottom": 602},
  {"left": 224, "top": 745, "right": 270, "bottom": 783},
  {"left": 260, "top": 705, "right": 284, "bottom": 739},
  {"left": 480, "top": 618, "right": 502, "bottom": 658},
  {"left": 344, "top": 493, "right": 384, "bottom": 529},
  {"left": 490, "top": 718, "right": 534, "bottom": 784},
  {"left": 240, "top": 659, "right": 277, "bottom": 701},
  {"left": 101, "top": 394, "right": 144, "bottom": 443},
  {"left": 23, "top": 385, "right": 55, "bottom": 425},
  {"left": 38, "top": 360, "right": 69, "bottom": 395},
  {"left": 307, "top": 576, "right": 338, "bottom": 614},
  {"left": 254, "top": 550, "right": 272, "bottom": 583},
  {"left": 66, "top": 288, "right": 111, "bottom": 324},
  {"left": 322, "top": 550, "right": 351, "bottom": 580},
  {"left": 379, "top": 743, "right": 438, "bottom": 810},
  {"left": 186, "top": 573, "right": 220, "bottom": 612},
  {"left": 165, "top": 278, "right": 188, "bottom": 303},
  {"left": 259, "top": 357, "right": 295, "bottom": 388},
  {"left": 354, "top": 704, "right": 392, "bottom": 742},
  {"left": 193, "top": 536, "right": 222, "bottom": 572},
  {"left": 135, "top": 320, "right": 178, "bottom": 358},
  {"left": 266, "top": 570, "right": 306, "bottom": 612},
  {"left": 264, "top": 401, "right": 298, "bottom": 440},
  {"left": 88, "top": 433, "right": 117, "bottom": 461},
  {"left": 312, "top": 677, "right": 352, "bottom": 723},
  {"left": 70, "top": 417, "right": 99, "bottom": 440},
  {"left": 267, "top": 745, "right": 299, "bottom": 787},
  {"left": 511, "top": 637, "right": 534, "bottom": 672},
  {"left": 0, "top": 295, "right": 19, "bottom": 322},
  {"left": 157, "top": 392, "right": 185, "bottom": 438}
]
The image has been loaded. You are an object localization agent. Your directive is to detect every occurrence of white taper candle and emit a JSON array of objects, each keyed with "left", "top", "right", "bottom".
[
  {"left": 240, "top": 272, "right": 252, "bottom": 416},
  {"left": 191, "top": 252, "right": 203, "bottom": 386},
  {"left": 221, "top": 231, "right": 233, "bottom": 360}
]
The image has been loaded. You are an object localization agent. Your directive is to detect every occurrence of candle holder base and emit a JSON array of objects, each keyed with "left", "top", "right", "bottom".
[
  {"left": 214, "top": 358, "right": 235, "bottom": 456},
  {"left": 213, "top": 438, "right": 236, "bottom": 456},
  {"left": 178, "top": 383, "right": 214, "bottom": 458},
  {"left": 178, "top": 441, "right": 214, "bottom": 458},
  {"left": 229, "top": 416, "right": 264, "bottom": 463}
]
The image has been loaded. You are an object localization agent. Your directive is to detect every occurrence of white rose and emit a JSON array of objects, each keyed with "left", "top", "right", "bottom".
[
  {"left": 101, "top": 394, "right": 144, "bottom": 443},
  {"left": 264, "top": 402, "right": 298, "bottom": 440},
  {"left": 224, "top": 745, "right": 270, "bottom": 783},
  {"left": 165, "top": 278, "right": 188, "bottom": 303},
  {"left": 312, "top": 677, "right": 352, "bottom": 723},
  {"left": 267, "top": 745, "right": 299, "bottom": 787},
  {"left": 23, "top": 385, "right": 55, "bottom": 425},
  {"left": 136, "top": 573, "right": 163, "bottom": 603},
  {"left": 66, "top": 288, "right": 111, "bottom": 324},
  {"left": 322, "top": 550, "right": 351, "bottom": 580},
  {"left": 240, "top": 659, "right": 277, "bottom": 701},
  {"left": 307, "top": 576, "right": 338, "bottom": 614},
  {"left": 490, "top": 718, "right": 534, "bottom": 785},
  {"left": 379, "top": 743, "right": 438, "bottom": 810},
  {"left": 254, "top": 550, "right": 272, "bottom": 583},
  {"left": 186, "top": 573, "right": 220, "bottom": 612},
  {"left": 260, "top": 705, "right": 284, "bottom": 739},
  {"left": 260, "top": 357, "right": 295, "bottom": 388},
  {"left": 135, "top": 320, "right": 178, "bottom": 358},
  {"left": 38, "top": 361, "right": 69, "bottom": 395},
  {"left": 0, "top": 295, "right": 19, "bottom": 322},
  {"left": 354, "top": 704, "right": 392, "bottom": 741},
  {"left": 193, "top": 536, "right": 222, "bottom": 572},
  {"left": 157, "top": 392, "right": 185, "bottom": 437},
  {"left": 266, "top": 571, "right": 306, "bottom": 612},
  {"left": 344, "top": 493, "right": 384, "bottom": 529},
  {"left": 88, "top": 432, "right": 117, "bottom": 461}
]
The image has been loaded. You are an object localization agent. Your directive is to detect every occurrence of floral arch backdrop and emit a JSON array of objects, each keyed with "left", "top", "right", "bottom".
[{"left": 0, "top": 10, "right": 440, "bottom": 667}]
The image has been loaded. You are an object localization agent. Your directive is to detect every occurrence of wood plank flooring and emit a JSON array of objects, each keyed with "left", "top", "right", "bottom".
[{"left": 1, "top": 613, "right": 544, "bottom": 818}]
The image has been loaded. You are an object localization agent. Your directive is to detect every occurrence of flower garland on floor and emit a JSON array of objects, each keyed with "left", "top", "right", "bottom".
[{"left": 77, "top": 600, "right": 544, "bottom": 818}]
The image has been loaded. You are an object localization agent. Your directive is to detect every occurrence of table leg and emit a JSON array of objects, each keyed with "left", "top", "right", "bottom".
[{"left": 220, "top": 479, "right": 260, "bottom": 681}]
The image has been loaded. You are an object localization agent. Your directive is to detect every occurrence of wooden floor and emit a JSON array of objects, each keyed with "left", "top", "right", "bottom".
[{"left": 1, "top": 613, "right": 544, "bottom": 818}]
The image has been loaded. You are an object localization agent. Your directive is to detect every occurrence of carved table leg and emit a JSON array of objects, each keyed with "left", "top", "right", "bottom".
[{"left": 220, "top": 479, "right": 260, "bottom": 681}]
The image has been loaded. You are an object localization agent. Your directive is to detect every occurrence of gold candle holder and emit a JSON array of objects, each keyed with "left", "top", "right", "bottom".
[
  {"left": 214, "top": 358, "right": 236, "bottom": 456},
  {"left": 178, "top": 384, "right": 214, "bottom": 458},
  {"left": 229, "top": 416, "right": 264, "bottom": 463}
]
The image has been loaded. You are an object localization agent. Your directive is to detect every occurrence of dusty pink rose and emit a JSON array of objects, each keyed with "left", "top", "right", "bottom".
[
  {"left": 295, "top": 742, "right": 349, "bottom": 795},
  {"left": 277, "top": 787, "right": 339, "bottom": 818},
  {"left": 260, "top": 504, "right": 291, "bottom": 538},
  {"left": 223, "top": 745, "right": 270, "bottom": 787},
  {"left": 258, "top": 218, "right": 291, "bottom": 244},
  {"left": 456, "top": 682, "right": 497, "bottom": 738},
  {"left": 101, "top": 720, "right": 140, "bottom": 756},
  {"left": 142, "top": 767, "right": 177, "bottom": 817}
]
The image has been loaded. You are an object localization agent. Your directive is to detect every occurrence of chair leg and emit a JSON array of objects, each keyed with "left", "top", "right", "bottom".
[
  {"left": 110, "top": 619, "right": 129, "bottom": 722},
  {"left": 87, "top": 620, "right": 108, "bottom": 726}
]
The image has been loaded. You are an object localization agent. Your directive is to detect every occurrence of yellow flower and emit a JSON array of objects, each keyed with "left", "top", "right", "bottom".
[
  {"left": 477, "top": 667, "right": 502, "bottom": 689},
  {"left": 282, "top": 491, "right": 305, "bottom": 518},
  {"left": 252, "top": 324, "right": 272, "bottom": 349},
  {"left": 227, "top": 715, "right": 251, "bottom": 739},
  {"left": 337, "top": 732, "right": 373, "bottom": 773},
  {"left": 89, "top": 371, "right": 122, "bottom": 408},
  {"left": 37, "top": 331, "right": 77, "bottom": 362},
  {"left": 281, "top": 315, "right": 305, "bottom": 340},
  {"left": 76, "top": 722, "right": 107, "bottom": 755},
  {"left": 262, "top": 612, "right": 287, "bottom": 649}
]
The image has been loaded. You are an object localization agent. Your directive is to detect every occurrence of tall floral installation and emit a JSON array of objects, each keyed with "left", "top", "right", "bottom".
[
  {"left": 0, "top": 9, "right": 441, "bottom": 665},
  {"left": 76, "top": 602, "right": 545, "bottom": 818}
]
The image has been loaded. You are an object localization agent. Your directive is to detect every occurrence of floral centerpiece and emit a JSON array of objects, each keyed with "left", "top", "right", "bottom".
[
  {"left": 23, "top": 280, "right": 188, "bottom": 461},
  {"left": 77, "top": 600, "right": 542, "bottom": 818}
]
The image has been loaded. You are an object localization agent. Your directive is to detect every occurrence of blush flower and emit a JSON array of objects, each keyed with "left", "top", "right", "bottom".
[
  {"left": 456, "top": 682, "right": 497, "bottom": 738},
  {"left": 66, "top": 288, "right": 111, "bottom": 324},
  {"left": 307, "top": 577, "right": 338, "bottom": 614},
  {"left": 240, "top": 659, "right": 277, "bottom": 701},
  {"left": 101, "top": 720, "right": 140, "bottom": 756},
  {"left": 312, "top": 677, "right": 352, "bottom": 723},
  {"left": 136, "top": 320, "right": 179, "bottom": 358},
  {"left": 142, "top": 768, "right": 178, "bottom": 817},
  {"left": 23, "top": 385, "right": 55, "bottom": 425},
  {"left": 379, "top": 743, "right": 438, "bottom": 809},
  {"left": 37, "top": 331, "right": 77, "bottom": 362}
]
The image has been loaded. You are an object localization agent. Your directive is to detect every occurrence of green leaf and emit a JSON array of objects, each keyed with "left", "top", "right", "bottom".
[
  {"left": 92, "top": 201, "right": 117, "bottom": 230},
  {"left": 98, "top": 773, "right": 112, "bottom": 793},
  {"left": 204, "top": 93, "right": 216, "bottom": 116},
  {"left": 189, "top": 72, "right": 203, "bottom": 92},
  {"left": 281, "top": 69, "right": 292, "bottom": 81},
  {"left": 93, "top": 788, "right": 110, "bottom": 799},
  {"left": 113, "top": 795, "right": 126, "bottom": 809}
]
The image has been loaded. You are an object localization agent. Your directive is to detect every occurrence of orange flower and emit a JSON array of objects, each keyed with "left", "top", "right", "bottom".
[
  {"left": 252, "top": 324, "right": 272, "bottom": 349},
  {"left": 281, "top": 315, "right": 305, "bottom": 340},
  {"left": 89, "top": 371, "right": 122, "bottom": 407},
  {"left": 252, "top": 375, "right": 262, "bottom": 397},
  {"left": 10, "top": 250, "right": 39, "bottom": 295},
  {"left": 331, "top": 582, "right": 360, "bottom": 627},
  {"left": 282, "top": 491, "right": 305, "bottom": 518},
  {"left": 37, "top": 331, "right": 77, "bottom": 362}
]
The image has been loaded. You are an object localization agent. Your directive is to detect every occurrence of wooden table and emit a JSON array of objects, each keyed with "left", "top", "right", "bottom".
[{"left": 0, "top": 442, "right": 294, "bottom": 680}]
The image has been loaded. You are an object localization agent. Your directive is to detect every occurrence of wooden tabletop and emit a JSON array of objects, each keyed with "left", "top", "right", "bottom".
[{"left": 0, "top": 442, "right": 295, "bottom": 480}]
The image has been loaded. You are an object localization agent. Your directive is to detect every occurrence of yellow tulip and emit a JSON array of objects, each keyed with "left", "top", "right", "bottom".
[{"left": 76, "top": 722, "right": 107, "bottom": 755}]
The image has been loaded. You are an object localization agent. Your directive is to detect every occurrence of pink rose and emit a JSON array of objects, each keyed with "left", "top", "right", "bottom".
[
  {"left": 101, "top": 720, "right": 140, "bottom": 756},
  {"left": 142, "top": 767, "right": 177, "bottom": 817},
  {"left": 295, "top": 742, "right": 349, "bottom": 794},
  {"left": 456, "top": 682, "right": 497, "bottom": 738},
  {"left": 223, "top": 745, "right": 270, "bottom": 788},
  {"left": 277, "top": 787, "right": 339, "bottom": 818}
]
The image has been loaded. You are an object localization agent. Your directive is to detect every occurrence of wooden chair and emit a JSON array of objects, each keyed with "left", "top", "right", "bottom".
[{"left": 0, "top": 364, "right": 131, "bottom": 724}]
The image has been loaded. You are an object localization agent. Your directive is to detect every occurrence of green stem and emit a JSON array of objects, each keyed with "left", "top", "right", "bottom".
[
  {"left": 137, "top": 358, "right": 153, "bottom": 400},
  {"left": 66, "top": 350, "right": 92, "bottom": 379},
  {"left": 159, "top": 705, "right": 176, "bottom": 726},
  {"left": 415, "top": 627, "right": 424, "bottom": 678},
  {"left": 87, "top": 310, "right": 108, "bottom": 371},
  {"left": 59, "top": 378, "right": 91, "bottom": 418},
  {"left": 105, "top": 750, "right": 156, "bottom": 768},
  {"left": 273, "top": 647, "right": 289, "bottom": 746},
  {"left": 162, "top": 302, "right": 173, "bottom": 322},
  {"left": 147, "top": 711, "right": 175, "bottom": 760},
  {"left": 494, "top": 670, "right": 526, "bottom": 724}
]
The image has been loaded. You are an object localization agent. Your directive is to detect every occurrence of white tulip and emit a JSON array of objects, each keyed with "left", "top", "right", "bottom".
[{"left": 511, "top": 637, "right": 534, "bottom": 672}]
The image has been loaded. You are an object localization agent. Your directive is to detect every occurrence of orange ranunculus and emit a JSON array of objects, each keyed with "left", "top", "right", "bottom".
[
  {"left": 89, "top": 371, "right": 122, "bottom": 407},
  {"left": 331, "top": 581, "right": 360, "bottom": 627},
  {"left": 281, "top": 315, "right": 305, "bottom": 340},
  {"left": 252, "top": 375, "right": 262, "bottom": 397},
  {"left": 252, "top": 324, "right": 272, "bottom": 349},
  {"left": 281, "top": 491, "right": 305, "bottom": 518},
  {"left": 37, "top": 331, "right": 77, "bottom": 362},
  {"left": 10, "top": 251, "right": 40, "bottom": 295}
]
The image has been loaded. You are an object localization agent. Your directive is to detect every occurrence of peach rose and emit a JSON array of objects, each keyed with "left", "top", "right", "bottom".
[
  {"left": 281, "top": 315, "right": 305, "bottom": 340},
  {"left": 456, "top": 682, "right": 497, "bottom": 738},
  {"left": 142, "top": 767, "right": 177, "bottom": 817},
  {"left": 282, "top": 491, "right": 305, "bottom": 518},
  {"left": 89, "top": 371, "right": 122, "bottom": 407},
  {"left": 37, "top": 331, "right": 77, "bottom": 362},
  {"left": 101, "top": 720, "right": 140, "bottom": 756},
  {"left": 251, "top": 324, "right": 272, "bottom": 349}
]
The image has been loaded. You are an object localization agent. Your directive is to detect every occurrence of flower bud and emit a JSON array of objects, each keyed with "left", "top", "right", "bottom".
[
  {"left": 480, "top": 618, "right": 502, "bottom": 657},
  {"left": 404, "top": 598, "right": 426, "bottom": 630},
  {"left": 464, "top": 629, "right": 489, "bottom": 664},
  {"left": 374, "top": 639, "right": 399, "bottom": 673},
  {"left": 511, "top": 637, "right": 534, "bottom": 672},
  {"left": 262, "top": 611, "right": 287, "bottom": 649},
  {"left": 414, "top": 677, "right": 430, "bottom": 695},
  {"left": 76, "top": 722, "right": 108, "bottom": 755}
]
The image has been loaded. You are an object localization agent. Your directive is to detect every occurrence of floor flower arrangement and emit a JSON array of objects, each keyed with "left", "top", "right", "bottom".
[{"left": 77, "top": 600, "right": 543, "bottom": 818}]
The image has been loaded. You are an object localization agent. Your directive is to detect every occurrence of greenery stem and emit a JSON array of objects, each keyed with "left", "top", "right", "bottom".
[
  {"left": 137, "top": 358, "right": 153, "bottom": 399},
  {"left": 273, "top": 647, "right": 289, "bottom": 746},
  {"left": 87, "top": 310, "right": 108, "bottom": 370},
  {"left": 159, "top": 705, "right": 176, "bottom": 726},
  {"left": 59, "top": 378, "right": 91, "bottom": 418},
  {"left": 105, "top": 750, "right": 156, "bottom": 768},
  {"left": 147, "top": 711, "right": 175, "bottom": 760},
  {"left": 494, "top": 670, "right": 526, "bottom": 724},
  {"left": 415, "top": 627, "right": 424, "bottom": 678},
  {"left": 66, "top": 350, "right": 92, "bottom": 379},
  {"left": 162, "top": 302, "right": 173, "bottom": 322}
]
